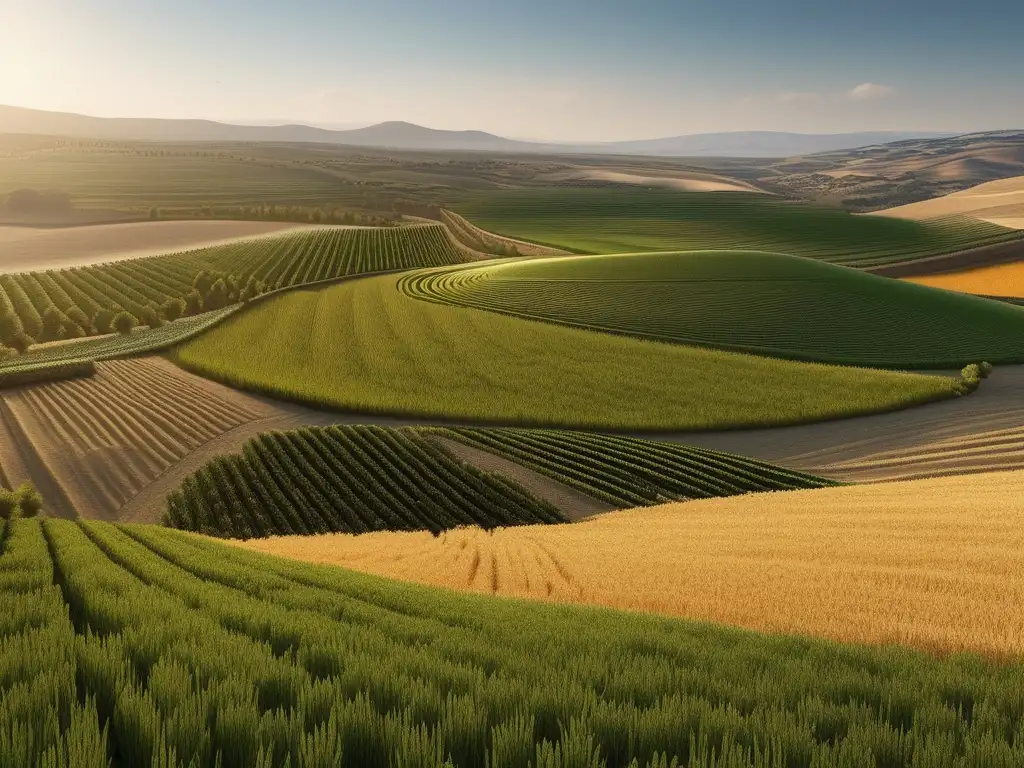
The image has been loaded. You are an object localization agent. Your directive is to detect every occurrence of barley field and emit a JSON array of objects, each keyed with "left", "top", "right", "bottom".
[
  {"left": 240, "top": 469, "right": 1024, "bottom": 659},
  {"left": 905, "top": 261, "right": 1024, "bottom": 298}
]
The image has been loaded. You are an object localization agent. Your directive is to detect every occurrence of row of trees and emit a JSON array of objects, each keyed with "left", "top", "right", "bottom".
[{"left": 148, "top": 204, "right": 399, "bottom": 226}]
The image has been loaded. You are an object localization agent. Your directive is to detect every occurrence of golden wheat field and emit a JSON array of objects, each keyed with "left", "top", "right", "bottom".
[
  {"left": 904, "top": 261, "right": 1024, "bottom": 298},
  {"left": 236, "top": 470, "right": 1024, "bottom": 658}
]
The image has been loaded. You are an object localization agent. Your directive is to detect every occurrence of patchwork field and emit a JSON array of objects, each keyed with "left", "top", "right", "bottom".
[
  {"left": 405, "top": 250, "right": 1024, "bottom": 367},
  {"left": 163, "top": 425, "right": 832, "bottom": 539},
  {"left": 452, "top": 188, "right": 1020, "bottom": 266},
  {"left": 0, "top": 220, "right": 316, "bottom": 272},
  {"left": 241, "top": 469, "right": 1024, "bottom": 659},
  {"left": 7, "top": 517, "right": 1024, "bottom": 766},
  {"left": 874, "top": 175, "right": 1024, "bottom": 228},
  {"left": 905, "top": 261, "right": 1024, "bottom": 298},
  {"left": 170, "top": 272, "right": 957, "bottom": 430},
  {"left": 0, "top": 223, "right": 465, "bottom": 352}
]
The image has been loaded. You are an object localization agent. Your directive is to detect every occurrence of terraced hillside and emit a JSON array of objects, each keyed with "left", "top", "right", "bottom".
[
  {"left": 433, "top": 427, "right": 835, "bottom": 507},
  {"left": 453, "top": 188, "right": 1020, "bottom": 266},
  {"left": 6, "top": 516, "right": 1024, "bottom": 765},
  {"left": 170, "top": 271, "right": 957, "bottom": 430},
  {"left": 0, "top": 223, "right": 464, "bottom": 346},
  {"left": 404, "top": 251, "right": 1024, "bottom": 367},
  {"left": 165, "top": 425, "right": 565, "bottom": 538}
]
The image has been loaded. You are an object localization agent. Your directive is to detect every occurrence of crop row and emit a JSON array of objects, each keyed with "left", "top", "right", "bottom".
[
  {"left": 453, "top": 188, "right": 1022, "bottom": 266},
  {"left": 401, "top": 251, "right": 1024, "bottom": 368},
  {"left": 4, "top": 516, "right": 1024, "bottom": 766},
  {"left": 164, "top": 425, "right": 565, "bottom": 539},
  {"left": 0, "top": 224, "right": 465, "bottom": 349},
  {"left": 432, "top": 427, "right": 836, "bottom": 507}
]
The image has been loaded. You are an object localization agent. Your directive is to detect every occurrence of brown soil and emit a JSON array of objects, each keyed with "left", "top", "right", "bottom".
[
  {"left": 430, "top": 436, "right": 615, "bottom": 521},
  {"left": 866, "top": 238, "right": 1024, "bottom": 277},
  {"left": 0, "top": 220, "right": 324, "bottom": 272}
]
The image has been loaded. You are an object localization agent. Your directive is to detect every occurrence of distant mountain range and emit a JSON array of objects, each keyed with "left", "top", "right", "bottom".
[{"left": 0, "top": 104, "right": 955, "bottom": 157}]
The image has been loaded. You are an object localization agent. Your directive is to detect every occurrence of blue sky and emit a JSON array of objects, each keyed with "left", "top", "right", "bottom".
[{"left": 2, "top": 0, "right": 1022, "bottom": 140}]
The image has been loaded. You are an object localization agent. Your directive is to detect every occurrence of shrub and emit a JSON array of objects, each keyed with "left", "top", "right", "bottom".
[
  {"left": 113, "top": 312, "right": 137, "bottom": 335},
  {"left": 10, "top": 331, "right": 34, "bottom": 353},
  {"left": 67, "top": 306, "right": 92, "bottom": 333},
  {"left": 0, "top": 488, "right": 18, "bottom": 519},
  {"left": 0, "top": 311, "right": 24, "bottom": 345},
  {"left": 161, "top": 298, "right": 185, "bottom": 322},
  {"left": 184, "top": 291, "right": 204, "bottom": 317},
  {"left": 0, "top": 345, "right": 18, "bottom": 362},
  {"left": 138, "top": 305, "right": 162, "bottom": 329},
  {"left": 42, "top": 307, "right": 66, "bottom": 341},
  {"left": 16, "top": 481, "right": 43, "bottom": 518},
  {"left": 979, "top": 361, "right": 993, "bottom": 378},
  {"left": 92, "top": 308, "right": 115, "bottom": 335},
  {"left": 193, "top": 271, "right": 215, "bottom": 298},
  {"left": 204, "top": 279, "right": 228, "bottom": 311},
  {"left": 62, "top": 321, "right": 85, "bottom": 340}
]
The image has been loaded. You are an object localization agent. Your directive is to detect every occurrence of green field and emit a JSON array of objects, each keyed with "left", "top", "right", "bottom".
[
  {"left": 0, "top": 149, "right": 353, "bottom": 208},
  {"left": 4, "top": 517, "right": 1024, "bottom": 766},
  {"left": 0, "top": 224, "right": 464, "bottom": 350},
  {"left": 453, "top": 188, "right": 1020, "bottom": 266},
  {"left": 433, "top": 428, "right": 836, "bottom": 507},
  {"left": 403, "top": 251, "right": 1024, "bottom": 368},
  {"left": 165, "top": 425, "right": 565, "bottom": 539},
  {"left": 170, "top": 271, "right": 957, "bottom": 430}
]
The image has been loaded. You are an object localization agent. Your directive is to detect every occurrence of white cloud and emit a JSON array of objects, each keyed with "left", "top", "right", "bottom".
[{"left": 848, "top": 83, "right": 895, "bottom": 101}]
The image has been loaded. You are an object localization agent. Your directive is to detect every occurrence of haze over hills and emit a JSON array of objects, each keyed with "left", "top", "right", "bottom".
[{"left": 0, "top": 104, "right": 956, "bottom": 158}]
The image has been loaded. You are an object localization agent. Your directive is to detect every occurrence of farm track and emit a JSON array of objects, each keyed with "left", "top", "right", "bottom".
[
  {"left": 430, "top": 436, "right": 616, "bottom": 520},
  {"left": 669, "top": 365, "right": 1024, "bottom": 482}
]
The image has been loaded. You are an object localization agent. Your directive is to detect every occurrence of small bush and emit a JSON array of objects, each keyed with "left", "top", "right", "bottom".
[
  {"left": 67, "top": 306, "right": 92, "bottom": 334},
  {"left": 979, "top": 361, "right": 993, "bottom": 378},
  {"left": 92, "top": 308, "right": 115, "bottom": 335},
  {"left": 62, "top": 321, "right": 85, "bottom": 340},
  {"left": 204, "top": 279, "right": 228, "bottom": 311},
  {"left": 16, "top": 481, "right": 43, "bottom": 518},
  {"left": 0, "top": 311, "right": 24, "bottom": 345},
  {"left": 138, "top": 305, "right": 162, "bottom": 329},
  {"left": 184, "top": 291, "right": 204, "bottom": 317},
  {"left": 10, "top": 331, "right": 34, "bottom": 353},
  {"left": 113, "top": 312, "right": 137, "bottom": 335},
  {"left": 162, "top": 298, "right": 185, "bottom": 322},
  {"left": 0, "top": 489, "right": 18, "bottom": 519},
  {"left": 0, "top": 345, "right": 18, "bottom": 362}
]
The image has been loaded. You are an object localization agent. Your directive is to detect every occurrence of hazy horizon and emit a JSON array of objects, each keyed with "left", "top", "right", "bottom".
[{"left": 3, "top": 0, "right": 1023, "bottom": 142}]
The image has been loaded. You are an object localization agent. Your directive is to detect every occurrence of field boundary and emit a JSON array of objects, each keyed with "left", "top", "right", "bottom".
[{"left": 865, "top": 236, "right": 1024, "bottom": 277}]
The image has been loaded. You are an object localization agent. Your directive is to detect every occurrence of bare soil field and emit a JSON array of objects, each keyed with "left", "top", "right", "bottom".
[
  {"left": 238, "top": 469, "right": 1024, "bottom": 658},
  {"left": 873, "top": 175, "right": 1024, "bottom": 225},
  {"left": 568, "top": 169, "right": 761, "bottom": 193},
  {"left": 0, "top": 219, "right": 318, "bottom": 272},
  {"left": 672, "top": 365, "right": 1024, "bottom": 482}
]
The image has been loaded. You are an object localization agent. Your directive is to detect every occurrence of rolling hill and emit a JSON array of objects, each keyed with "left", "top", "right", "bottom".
[
  {"left": 402, "top": 250, "right": 1024, "bottom": 367},
  {"left": 0, "top": 104, "right": 950, "bottom": 157},
  {"left": 169, "top": 270, "right": 955, "bottom": 431},
  {"left": 452, "top": 188, "right": 1020, "bottom": 265},
  {"left": 873, "top": 174, "right": 1024, "bottom": 228}
]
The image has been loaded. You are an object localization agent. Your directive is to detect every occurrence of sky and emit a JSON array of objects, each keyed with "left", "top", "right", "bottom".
[{"left": 2, "top": 0, "right": 1023, "bottom": 142}]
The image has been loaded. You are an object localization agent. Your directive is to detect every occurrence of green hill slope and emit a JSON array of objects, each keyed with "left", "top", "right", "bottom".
[
  {"left": 170, "top": 271, "right": 956, "bottom": 430},
  {"left": 403, "top": 251, "right": 1024, "bottom": 367},
  {"left": 5, "top": 517, "right": 1024, "bottom": 765},
  {"left": 453, "top": 188, "right": 1019, "bottom": 266}
]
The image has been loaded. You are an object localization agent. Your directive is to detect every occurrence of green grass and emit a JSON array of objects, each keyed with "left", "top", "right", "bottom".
[
  {"left": 0, "top": 223, "right": 464, "bottom": 348},
  {"left": 164, "top": 425, "right": 565, "bottom": 539},
  {"left": 432, "top": 427, "right": 836, "bottom": 508},
  {"left": 403, "top": 250, "right": 1024, "bottom": 368},
  {"left": 452, "top": 188, "right": 1020, "bottom": 266},
  {"left": 0, "top": 150, "right": 351, "bottom": 207},
  {"left": 5, "top": 516, "right": 1024, "bottom": 766},
  {"left": 170, "top": 271, "right": 956, "bottom": 431}
]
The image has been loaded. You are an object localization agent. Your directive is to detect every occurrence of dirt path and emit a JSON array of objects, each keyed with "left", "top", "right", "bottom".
[
  {"left": 660, "top": 365, "right": 1024, "bottom": 482},
  {"left": 430, "top": 436, "right": 615, "bottom": 521}
]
